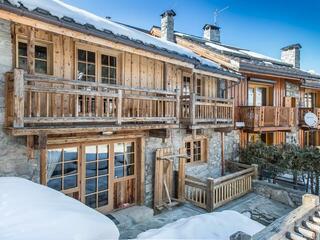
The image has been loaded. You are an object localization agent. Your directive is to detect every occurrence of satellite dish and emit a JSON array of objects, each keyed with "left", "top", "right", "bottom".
[{"left": 304, "top": 112, "right": 318, "bottom": 128}]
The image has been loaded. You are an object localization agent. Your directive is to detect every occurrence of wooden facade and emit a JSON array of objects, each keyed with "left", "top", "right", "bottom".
[{"left": 1, "top": 8, "right": 238, "bottom": 214}]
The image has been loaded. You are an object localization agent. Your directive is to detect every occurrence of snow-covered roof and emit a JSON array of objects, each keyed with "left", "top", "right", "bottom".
[
  {"left": 137, "top": 210, "right": 264, "bottom": 239},
  {"left": 0, "top": 177, "right": 119, "bottom": 240},
  {"left": 1, "top": 0, "right": 239, "bottom": 79},
  {"left": 168, "top": 28, "right": 320, "bottom": 81}
]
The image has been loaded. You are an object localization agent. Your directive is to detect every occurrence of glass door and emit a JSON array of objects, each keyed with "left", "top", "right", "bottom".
[
  {"left": 248, "top": 86, "right": 268, "bottom": 106},
  {"left": 83, "top": 144, "right": 111, "bottom": 212}
]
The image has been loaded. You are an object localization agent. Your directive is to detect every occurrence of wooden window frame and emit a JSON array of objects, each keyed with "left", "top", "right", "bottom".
[
  {"left": 304, "top": 92, "right": 315, "bottom": 108},
  {"left": 16, "top": 36, "right": 53, "bottom": 75},
  {"left": 184, "top": 136, "right": 208, "bottom": 164},
  {"left": 75, "top": 43, "right": 121, "bottom": 84}
]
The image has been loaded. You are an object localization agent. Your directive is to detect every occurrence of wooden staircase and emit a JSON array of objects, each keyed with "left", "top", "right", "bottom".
[{"left": 286, "top": 210, "right": 320, "bottom": 240}]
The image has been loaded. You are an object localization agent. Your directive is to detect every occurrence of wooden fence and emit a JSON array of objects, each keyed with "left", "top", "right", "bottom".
[{"left": 185, "top": 162, "right": 258, "bottom": 211}]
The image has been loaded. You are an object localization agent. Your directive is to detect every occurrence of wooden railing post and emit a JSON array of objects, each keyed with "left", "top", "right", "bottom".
[
  {"left": 176, "top": 88, "right": 180, "bottom": 124},
  {"left": 13, "top": 68, "right": 25, "bottom": 128},
  {"left": 252, "top": 164, "right": 259, "bottom": 180},
  {"left": 117, "top": 89, "right": 123, "bottom": 125},
  {"left": 190, "top": 93, "right": 196, "bottom": 125},
  {"left": 206, "top": 178, "right": 215, "bottom": 212},
  {"left": 258, "top": 107, "right": 264, "bottom": 127},
  {"left": 214, "top": 100, "right": 218, "bottom": 124}
]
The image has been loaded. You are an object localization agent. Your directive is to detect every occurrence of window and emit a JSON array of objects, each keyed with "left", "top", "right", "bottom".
[
  {"left": 114, "top": 142, "right": 135, "bottom": 178},
  {"left": 183, "top": 76, "right": 191, "bottom": 95},
  {"left": 85, "top": 145, "right": 110, "bottom": 209},
  {"left": 101, "top": 54, "right": 117, "bottom": 84},
  {"left": 77, "top": 49, "right": 96, "bottom": 82},
  {"left": 18, "top": 42, "right": 27, "bottom": 71},
  {"left": 47, "top": 147, "right": 79, "bottom": 192},
  {"left": 185, "top": 139, "right": 207, "bottom": 163},
  {"left": 17, "top": 40, "right": 52, "bottom": 74},
  {"left": 248, "top": 133, "right": 273, "bottom": 145},
  {"left": 304, "top": 93, "right": 315, "bottom": 108},
  {"left": 217, "top": 79, "right": 227, "bottom": 99}
]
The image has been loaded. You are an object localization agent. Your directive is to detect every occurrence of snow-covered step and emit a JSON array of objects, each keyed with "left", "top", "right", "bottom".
[
  {"left": 310, "top": 215, "right": 320, "bottom": 224},
  {"left": 286, "top": 231, "right": 308, "bottom": 240},
  {"left": 302, "top": 220, "right": 320, "bottom": 233},
  {"left": 294, "top": 226, "right": 316, "bottom": 239}
]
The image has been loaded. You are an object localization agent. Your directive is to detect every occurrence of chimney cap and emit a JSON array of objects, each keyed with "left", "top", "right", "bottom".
[
  {"left": 160, "top": 10, "right": 176, "bottom": 17},
  {"left": 281, "top": 43, "right": 302, "bottom": 51},
  {"left": 203, "top": 24, "right": 220, "bottom": 30}
]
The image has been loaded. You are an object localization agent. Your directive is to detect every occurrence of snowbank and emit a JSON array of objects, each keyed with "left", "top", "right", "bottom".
[
  {"left": 0, "top": 177, "right": 119, "bottom": 240},
  {"left": 137, "top": 210, "right": 264, "bottom": 239}
]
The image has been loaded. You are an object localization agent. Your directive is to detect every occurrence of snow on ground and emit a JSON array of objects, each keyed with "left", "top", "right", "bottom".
[
  {"left": 6, "top": 0, "right": 222, "bottom": 69},
  {"left": 136, "top": 210, "right": 264, "bottom": 239},
  {"left": 0, "top": 177, "right": 119, "bottom": 240}
]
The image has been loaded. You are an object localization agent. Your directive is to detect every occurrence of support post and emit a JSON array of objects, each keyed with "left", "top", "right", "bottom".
[
  {"left": 190, "top": 93, "right": 196, "bottom": 125},
  {"left": 39, "top": 132, "right": 48, "bottom": 185},
  {"left": 177, "top": 148, "right": 186, "bottom": 201},
  {"left": 206, "top": 178, "right": 215, "bottom": 212},
  {"left": 252, "top": 164, "right": 259, "bottom": 180},
  {"left": 175, "top": 88, "right": 180, "bottom": 124},
  {"left": 13, "top": 68, "right": 24, "bottom": 128},
  {"left": 27, "top": 135, "right": 35, "bottom": 160},
  {"left": 117, "top": 89, "right": 123, "bottom": 125},
  {"left": 136, "top": 137, "right": 145, "bottom": 205},
  {"left": 27, "top": 27, "right": 35, "bottom": 74},
  {"left": 221, "top": 132, "right": 225, "bottom": 176}
]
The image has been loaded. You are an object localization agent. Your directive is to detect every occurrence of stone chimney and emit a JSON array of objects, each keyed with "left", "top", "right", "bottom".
[
  {"left": 281, "top": 44, "right": 302, "bottom": 69},
  {"left": 160, "top": 10, "right": 176, "bottom": 42},
  {"left": 203, "top": 24, "right": 221, "bottom": 43}
]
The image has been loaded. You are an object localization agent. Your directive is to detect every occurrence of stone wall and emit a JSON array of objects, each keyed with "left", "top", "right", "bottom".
[
  {"left": 0, "top": 19, "right": 39, "bottom": 182},
  {"left": 253, "top": 180, "right": 304, "bottom": 208},
  {"left": 144, "top": 128, "right": 240, "bottom": 207}
]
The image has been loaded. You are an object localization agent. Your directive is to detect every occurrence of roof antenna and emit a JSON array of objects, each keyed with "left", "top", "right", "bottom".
[{"left": 214, "top": 6, "right": 229, "bottom": 26}]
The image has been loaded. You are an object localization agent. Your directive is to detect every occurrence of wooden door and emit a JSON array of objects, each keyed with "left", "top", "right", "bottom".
[{"left": 82, "top": 144, "right": 112, "bottom": 212}]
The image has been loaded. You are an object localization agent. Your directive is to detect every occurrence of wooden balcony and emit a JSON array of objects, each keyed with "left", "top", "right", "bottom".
[
  {"left": 238, "top": 106, "right": 297, "bottom": 131},
  {"left": 181, "top": 93, "right": 234, "bottom": 129},
  {"left": 299, "top": 108, "right": 320, "bottom": 128},
  {"left": 5, "top": 69, "right": 180, "bottom": 135}
]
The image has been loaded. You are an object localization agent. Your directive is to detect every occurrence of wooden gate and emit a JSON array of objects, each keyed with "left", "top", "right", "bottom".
[{"left": 154, "top": 147, "right": 186, "bottom": 210}]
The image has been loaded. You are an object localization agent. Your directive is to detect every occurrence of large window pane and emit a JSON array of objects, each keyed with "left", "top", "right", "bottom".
[
  {"left": 86, "top": 178, "right": 97, "bottom": 194},
  {"left": 98, "top": 176, "right": 108, "bottom": 191},
  {"left": 86, "top": 146, "right": 97, "bottom": 161},
  {"left": 85, "top": 195, "right": 96, "bottom": 209},
  {"left": 47, "top": 178, "right": 62, "bottom": 191},
  {"left": 98, "top": 191, "right": 108, "bottom": 207},
  {"left": 35, "top": 45, "right": 47, "bottom": 59},
  {"left": 64, "top": 147, "right": 78, "bottom": 161},
  {"left": 18, "top": 42, "right": 27, "bottom": 56},
  {"left": 35, "top": 60, "right": 47, "bottom": 74},
  {"left": 64, "top": 175, "right": 77, "bottom": 189},
  {"left": 86, "top": 162, "right": 97, "bottom": 178}
]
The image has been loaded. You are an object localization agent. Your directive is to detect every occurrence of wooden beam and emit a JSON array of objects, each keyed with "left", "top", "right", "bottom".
[
  {"left": 0, "top": 9, "right": 194, "bottom": 69},
  {"left": 177, "top": 148, "right": 186, "bottom": 201},
  {"left": 221, "top": 132, "right": 225, "bottom": 176},
  {"left": 39, "top": 131, "right": 48, "bottom": 185},
  {"left": 27, "top": 135, "right": 35, "bottom": 160},
  {"left": 13, "top": 68, "right": 24, "bottom": 128},
  {"left": 136, "top": 137, "right": 145, "bottom": 205},
  {"left": 27, "top": 26, "right": 35, "bottom": 74}
]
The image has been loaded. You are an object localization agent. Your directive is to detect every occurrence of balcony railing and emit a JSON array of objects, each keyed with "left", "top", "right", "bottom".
[
  {"left": 299, "top": 108, "right": 320, "bottom": 127},
  {"left": 6, "top": 69, "right": 180, "bottom": 128},
  {"left": 238, "top": 106, "right": 297, "bottom": 130},
  {"left": 181, "top": 93, "right": 234, "bottom": 126}
]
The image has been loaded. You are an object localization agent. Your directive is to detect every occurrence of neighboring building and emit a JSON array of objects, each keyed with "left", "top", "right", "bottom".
[
  {"left": 150, "top": 21, "right": 320, "bottom": 148},
  {"left": 0, "top": 1, "right": 240, "bottom": 213}
]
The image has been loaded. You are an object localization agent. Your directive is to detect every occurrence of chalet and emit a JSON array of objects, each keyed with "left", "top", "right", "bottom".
[
  {"left": 0, "top": 1, "right": 241, "bottom": 213},
  {"left": 150, "top": 19, "right": 320, "bottom": 148}
]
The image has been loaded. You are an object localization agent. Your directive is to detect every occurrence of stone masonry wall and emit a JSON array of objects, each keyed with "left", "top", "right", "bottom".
[
  {"left": 0, "top": 19, "right": 39, "bottom": 182},
  {"left": 144, "top": 128, "right": 240, "bottom": 207}
]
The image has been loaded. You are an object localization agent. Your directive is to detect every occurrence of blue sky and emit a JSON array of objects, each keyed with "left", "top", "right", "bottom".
[{"left": 64, "top": 0, "right": 320, "bottom": 73}]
